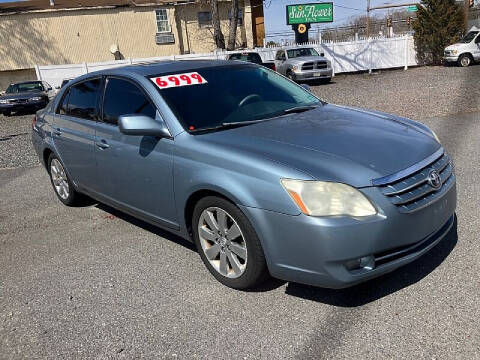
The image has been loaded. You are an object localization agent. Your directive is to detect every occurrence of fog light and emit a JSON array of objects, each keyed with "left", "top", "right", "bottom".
[{"left": 345, "top": 256, "right": 375, "bottom": 271}]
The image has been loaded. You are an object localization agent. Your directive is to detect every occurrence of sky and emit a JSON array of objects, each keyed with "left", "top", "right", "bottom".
[{"left": 264, "top": 0, "right": 420, "bottom": 40}]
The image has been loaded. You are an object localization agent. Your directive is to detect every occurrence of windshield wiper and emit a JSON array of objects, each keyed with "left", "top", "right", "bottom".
[
  {"left": 189, "top": 105, "right": 319, "bottom": 133},
  {"left": 189, "top": 118, "right": 269, "bottom": 133},
  {"left": 281, "top": 105, "right": 318, "bottom": 114}
]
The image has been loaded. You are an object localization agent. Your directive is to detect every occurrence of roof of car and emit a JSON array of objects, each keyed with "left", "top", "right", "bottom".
[
  {"left": 82, "top": 60, "right": 242, "bottom": 78},
  {"left": 9, "top": 80, "right": 43, "bottom": 85}
]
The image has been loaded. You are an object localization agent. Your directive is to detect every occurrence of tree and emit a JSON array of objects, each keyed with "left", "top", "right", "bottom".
[
  {"left": 211, "top": 0, "right": 225, "bottom": 49},
  {"left": 413, "top": 0, "right": 465, "bottom": 65},
  {"left": 227, "top": 0, "right": 239, "bottom": 50}
]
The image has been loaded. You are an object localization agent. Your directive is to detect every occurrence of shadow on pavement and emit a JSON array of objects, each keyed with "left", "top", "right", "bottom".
[
  {"left": 284, "top": 216, "right": 458, "bottom": 307},
  {"left": 95, "top": 202, "right": 197, "bottom": 252}
]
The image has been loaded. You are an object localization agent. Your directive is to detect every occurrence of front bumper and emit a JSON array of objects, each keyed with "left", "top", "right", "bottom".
[
  {"left": 443, "top": 55, "right": 459, "bottom": 63},
  {"left": 241, "top": 177, "right": 457, "bottom": 289},
  {"left": 0, "top": 100, "right": 47, "bottom": 113},
  {"left": 292, "top": 68, "right": 333, "bottom": 81}
]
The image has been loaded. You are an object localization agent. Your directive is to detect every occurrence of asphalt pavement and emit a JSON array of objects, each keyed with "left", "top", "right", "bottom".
[{"left": 1, "top": 110, "right": 479, "bottom": 359}]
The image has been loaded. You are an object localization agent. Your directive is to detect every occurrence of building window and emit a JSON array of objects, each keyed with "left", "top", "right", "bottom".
[
  {"left": 156, "top": 9, "right": 170, "bottom": 33},
  {"left": 198, "top": 11, "right": 212, "bottom": 27},
  {"left": 228, "top": 9, "right": 243, "bottom": 26}
]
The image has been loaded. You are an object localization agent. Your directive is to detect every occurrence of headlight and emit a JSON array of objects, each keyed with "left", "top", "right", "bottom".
[
  {"left": 0, "top": 99, "right": 9, "bottom": 104},
  {"left": 291, "top": 65, "right": 298, "bottom": 72},
  {"left": 29, "top": 97, "right": 43, "bottom": 101},
  {"left": 452, "top": 50, "right": 458, "bottom": 55},
  {"left": 281, "top": 179, "right": 377, "bottom": 217}
]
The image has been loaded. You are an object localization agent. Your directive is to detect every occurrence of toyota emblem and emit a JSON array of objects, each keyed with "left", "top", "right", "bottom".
[{"left": 427, "top": 169, "right": 442, "bottom": 190}]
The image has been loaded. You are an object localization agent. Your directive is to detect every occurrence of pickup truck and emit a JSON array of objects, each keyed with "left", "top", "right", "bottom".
[
  {"left": 226, "top": 51, "right": 276, "bottom": 70},
  {"left": 274, "top": 47, "right": 332, "bottom": 83},
  {"left": 444, "top": 26, "right": 480, "bottom": 67}
]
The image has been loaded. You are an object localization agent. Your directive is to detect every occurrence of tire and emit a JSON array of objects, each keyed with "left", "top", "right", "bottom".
[
  {"left": 47, "top": 153, "right": 83, "bottom": 206},
  {"left": 458, "top": 54, "right": 472, "bottom": 67},
  {"left": 3, "top": 111, "right": 11, "bottom": 117},
  {"left": 286, "top": 71, "right": 296, "bottom": 82},
  {"left": 192, "top": 196, "right": 269, "bottom": 289}
]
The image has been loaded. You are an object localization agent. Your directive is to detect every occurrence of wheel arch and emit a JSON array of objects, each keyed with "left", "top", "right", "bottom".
[{"left": 183, "top": 188, "right": 242, "bottom": 240}]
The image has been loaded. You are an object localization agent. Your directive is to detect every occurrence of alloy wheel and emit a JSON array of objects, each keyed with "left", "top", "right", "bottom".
[
  {"left": 50, "top": 158, "right": 70, "bottom": 200},
  {"left": 198, "top": 207, "right": 247, "bottom": 278}
]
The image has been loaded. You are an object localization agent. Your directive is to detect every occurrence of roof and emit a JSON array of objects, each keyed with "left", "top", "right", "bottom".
[
  {"left": 66, "top": 60, "right": 242, "bottom": 84},
  {"left": 0, "top": 0, "right": 184, "bottom": 14}
]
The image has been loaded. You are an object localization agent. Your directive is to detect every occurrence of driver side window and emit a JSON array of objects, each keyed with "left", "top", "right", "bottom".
[{"left": 275, "top": 51, "right": 285, "bottom": 61}]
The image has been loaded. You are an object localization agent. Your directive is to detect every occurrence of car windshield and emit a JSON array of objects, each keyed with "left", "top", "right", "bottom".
[
  {"left": 6, "top": 82, "right": 44, "bottom": 93},
  {"left": 459, "top": 31, "right": 479, "bottom": 43},
  {"left": 150, "top": 65, "right": 321, "bottom": 131},
  {"left": 287, "top": 48, "right": 319, "bottom": 58}
]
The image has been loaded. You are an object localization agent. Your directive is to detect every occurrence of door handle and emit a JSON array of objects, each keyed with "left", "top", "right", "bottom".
[
  {"left": 52, "top": 128, "right": 62, "bottom": 136},
  {"left": 95, "top": 139, "right": 110, "bottom": 149}
]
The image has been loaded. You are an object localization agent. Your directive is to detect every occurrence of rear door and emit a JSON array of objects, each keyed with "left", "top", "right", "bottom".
[
  {"left": 52, "top": 78, "right": 101, "bottom": 188},
  {"left": 93, "top": 76, "right": 177, "bottom": 229}
]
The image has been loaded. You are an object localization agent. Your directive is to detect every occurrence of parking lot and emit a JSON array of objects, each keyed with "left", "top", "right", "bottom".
[{"left": 1, "top": 65, "right": 480, "bottom": 358}]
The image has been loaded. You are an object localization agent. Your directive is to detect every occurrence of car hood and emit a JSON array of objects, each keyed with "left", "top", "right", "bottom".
[
  {"left": 445, "top": 43, "right": 470, "bottom": 51},
  {"left": 0, "top": 91, "right": 46, "bottom": 100},
  {"left": 287, "top": 56, "right": 327, "bottom": 64},
  {"left": 198, "top": 104, "right": 440, "bottom": 187}
]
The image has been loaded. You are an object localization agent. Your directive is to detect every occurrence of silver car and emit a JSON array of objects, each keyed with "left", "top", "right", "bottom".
[{"left": 274, "top": 47, "right": 333, "bottom": 83}]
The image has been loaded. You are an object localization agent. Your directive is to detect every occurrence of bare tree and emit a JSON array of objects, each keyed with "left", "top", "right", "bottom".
[
  {"left": 227, "top": 0, "right": 239, "bottom": 50},
  {"left": 211, "top": 0, "right": 226, "bottom": 49}
]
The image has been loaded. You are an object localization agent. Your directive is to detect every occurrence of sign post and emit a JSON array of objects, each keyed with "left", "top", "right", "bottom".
[{"left": 286, "top": 3, "right": 334, "bottom": 43}]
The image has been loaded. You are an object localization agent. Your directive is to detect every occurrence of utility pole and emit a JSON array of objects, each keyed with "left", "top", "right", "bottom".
[{"left": 366, "top": 0, "right": 371, "bottom": 38}]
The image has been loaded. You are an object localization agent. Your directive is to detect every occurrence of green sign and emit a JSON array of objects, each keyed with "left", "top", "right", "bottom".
[
  {"left": 287, "top": 3, "right": 334, "bottom": 25},
  {"left": 407, "top": 5, "right": 417, "bottom": 12}
]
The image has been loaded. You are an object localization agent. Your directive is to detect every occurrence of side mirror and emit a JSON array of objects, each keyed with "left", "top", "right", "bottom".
[
  {"left": 48, "top": 87, "right": 53, "bottom": 91},
  {"left": 320, "top": 53, "right": 325, "bottom": 57},
  {"left": 300, "top": 84, "right": 312, "bottom": 92},
  {"left": 118, "top": 114, "right": 171, "bottom": 138}
]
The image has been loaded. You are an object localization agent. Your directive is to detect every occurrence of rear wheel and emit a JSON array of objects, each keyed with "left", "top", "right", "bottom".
[
  {"left": 458, "top": 54, "right": 472, "bottom": 67},
  {"left": 192, "top": 196, "right": 269, "bottom": 289},
  {"left": 48, "top": 153, "right": 83, "bottom": 206},
  {"left": 3, "top": 111, "right": 11, "bottom": 117}
]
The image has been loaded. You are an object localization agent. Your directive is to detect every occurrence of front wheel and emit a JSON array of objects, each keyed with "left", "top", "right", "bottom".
[
  {"left": 286, "top": 71, "right": 296, "bottom": 82},
  {"left": 193, "top": 196, "right": 269, "bottom": 289},
  {"left": 458, "top": 54, "right": 472, "bottom": 67}
]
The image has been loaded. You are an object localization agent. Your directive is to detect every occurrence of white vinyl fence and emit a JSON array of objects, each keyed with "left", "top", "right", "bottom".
[{"left": 36, "top": 35, "right": 417, "bottom": 88}]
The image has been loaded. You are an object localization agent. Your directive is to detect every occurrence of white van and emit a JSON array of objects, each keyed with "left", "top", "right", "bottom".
[{"left": 444, "top": 26, "right": 480, "bottom": 67}]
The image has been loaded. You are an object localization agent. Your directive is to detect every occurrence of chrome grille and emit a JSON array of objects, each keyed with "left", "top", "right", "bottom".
[
  {"left": 378, "top": 153, "right": 455, "bottom": 213},
  {"left": 302, "top": 61, "right": 328, "bottom": 71},
  {"left": 302, "top": 62, "right": 314, "bottom": 70}
]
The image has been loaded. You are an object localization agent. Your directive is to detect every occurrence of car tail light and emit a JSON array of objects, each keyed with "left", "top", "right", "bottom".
[
  {"left": 272, "top": 64, "right": 276, "bottom": 71},
  {"left": 32, "top": 115, "right": 37, "bottom": 129}
]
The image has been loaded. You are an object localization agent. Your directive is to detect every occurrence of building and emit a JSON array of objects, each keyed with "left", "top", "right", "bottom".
[{"left": 0, "top": 0, "right": 265, "bottom": 88}]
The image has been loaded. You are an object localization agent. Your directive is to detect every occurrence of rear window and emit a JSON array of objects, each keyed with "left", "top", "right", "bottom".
[
  {"left": 229, "top": 53, "right": 262, "bottom": 64},
  {"left": 66, "top": 79, "right": 101, "bottom": 120},
  {"left": 149, "top": 65, "right": 320, "bottom": 131}
]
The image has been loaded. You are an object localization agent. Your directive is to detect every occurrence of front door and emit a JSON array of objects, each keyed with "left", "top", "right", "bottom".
[
  {"left": 52, "top": 78, "right": 101, "bottom": 188},
  {"left": 93, "top": 77, "right": 177, "bottom": 229},
  {"left": 474, "top": 35, "right": 480, "bottom": 60}
]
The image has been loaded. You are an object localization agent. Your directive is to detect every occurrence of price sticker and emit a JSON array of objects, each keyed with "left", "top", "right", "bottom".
[{"left": 150, "top": 72, "right": 207, "bottom": 89}]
